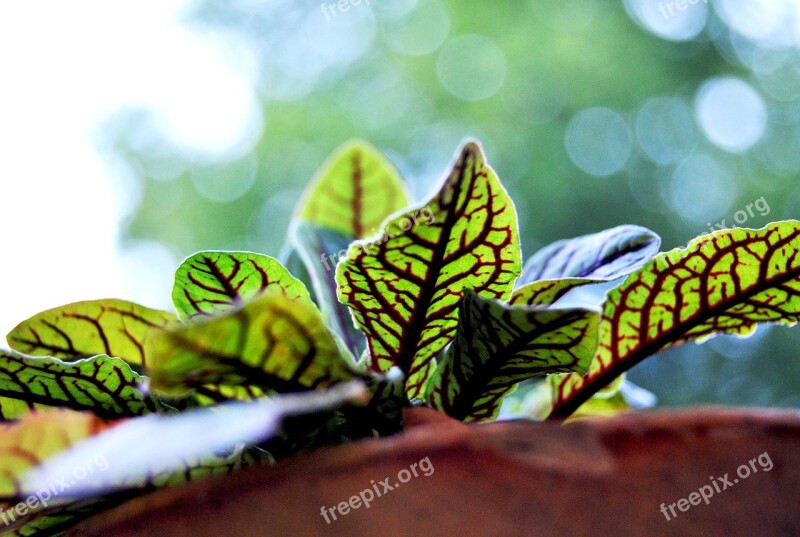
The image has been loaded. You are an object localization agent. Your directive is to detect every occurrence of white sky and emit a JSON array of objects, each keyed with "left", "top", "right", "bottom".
[{"left": 0, "top": 1, "right": 258, "bottom": 336}]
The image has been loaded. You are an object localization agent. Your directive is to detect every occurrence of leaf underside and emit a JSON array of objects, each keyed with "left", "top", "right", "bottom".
[
  {"left": 520, "top": 225, "right": 661, "bottom": 284},
  {"left": 18, "top": 383, "right": 367, "bottom": 499},
  {"left": 292, "top": 222, "right": 366, "bottom": 359},
  {"left": 549, "top": 222, "right": 800, "bottom": 419}
]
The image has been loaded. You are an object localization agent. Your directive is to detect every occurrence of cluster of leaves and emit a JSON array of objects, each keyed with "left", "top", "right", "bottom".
[{"left": 1, "top": 140, "right": 798, "bottom": 535}]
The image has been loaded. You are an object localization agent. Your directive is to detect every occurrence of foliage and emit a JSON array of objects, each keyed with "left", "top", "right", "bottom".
[{"left": 1, "top": 140, "right": 798, "bottom": 535}]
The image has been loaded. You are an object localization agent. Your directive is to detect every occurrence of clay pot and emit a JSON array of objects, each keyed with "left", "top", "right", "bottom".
[{"left": 71, "top": 407, "right": 800, "bottom": 537}]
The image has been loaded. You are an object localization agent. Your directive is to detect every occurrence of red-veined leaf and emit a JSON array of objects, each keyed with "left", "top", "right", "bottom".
[
  {"left": 548, "top": 222, "right": 800, "bottom": 419},
  {"left": 336, "top": 141, "right": 521, "bottom": 398},
  {"left": 172, "top": 251, "right": 308, "bottom": 322},
  {"left": 7, "top": 300, "right": 177, "bottom": 369},
  {"left": 427, "top": 290, "right": 598, "bottom": 421}
]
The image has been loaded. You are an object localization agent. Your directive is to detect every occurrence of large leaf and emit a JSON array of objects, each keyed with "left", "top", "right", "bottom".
[
  {"left": 149, "top": 292, "right": 364, "bottom": 396},
  {"left": 20, "top": 382, "right": 368, "bottom": 498},
  {"left": 520, "top": 225, "right": 660, "bottom": 284},
  {"left": 337, "top": 142, "right": 521, "bottom": 398},
  {"left": 427, "top": 291, "right": 598, "bottom": 422},
  {"left": 7, "top": 300, "right": 177, "bottom": 369},
  {"left": 291, "top": 222, "right": 366, "bottom": 358},
  {"left": 172, "top": 251, "right": 309, "bottom": 322},
  {"left": 548, "top": 222, "right": 800, "bottom": 419},
  {"left": 0, "top": 351, "right": 161, "bottom": 420},
  {"left": 294, "top": 139, "right": 410, "bottom": 238}
]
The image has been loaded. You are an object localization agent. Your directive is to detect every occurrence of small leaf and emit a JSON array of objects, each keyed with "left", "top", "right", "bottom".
[
  {"left": 7, "top": 300, "right": 177, "bottom": 368},
  {"left": 172, "top": 251, "right": 309, "bottom": 322},
  {"left": 294, "top": 139, "right": 410, "bottom": 238},
  {"left": 549, "top": 222, "right": 800, "bottom": 419},
  {"left": 150, "top": 292, "right": 364, "bottom": 396},
  {"left": 510, "top": 278, "right": 596, "bottom": 306},
  {"left": 20, "top": 382, "right": 368, "bottom": 497},
  {"left": 337, "top": 141, "right": 521, "bottom": 398},
  {"left": 291, "top": 221, "right": 366, "bottom": 358},
  {"left": 520, "top": 225, "right": 661, "bottom": 284},
  {"left": 427, "top": 291, "right": 598, "bottom": 422},
  {"left": 0, "top": 351, "right": 162, "bottom": 420}
]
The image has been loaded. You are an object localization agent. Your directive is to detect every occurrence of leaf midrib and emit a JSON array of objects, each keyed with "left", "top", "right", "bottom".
[{"left": 549, "top": 231, "right": 800, "bottom": 418}]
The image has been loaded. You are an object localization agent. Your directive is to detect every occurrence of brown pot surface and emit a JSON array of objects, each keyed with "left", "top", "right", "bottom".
[{"left": 71, "top": 407, "right": 800, "bottom": 537}]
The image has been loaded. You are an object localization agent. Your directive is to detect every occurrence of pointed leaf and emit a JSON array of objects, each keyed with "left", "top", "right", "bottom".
[
  {"left": 20, "top": 382, "right": 368, "bottom": 497},
  {"left": 549, "top": 222, "right": 800, "bottom": 419},
  {"left": 511, "top": 278, "right": 597, "bottom": 306},
  {"left": 427, "top": 290, "right": 598, "bottom": 422},
  {"left": 7, "top": 300, "right": 177, "bottom": 368},
  {"left": 520, "top": 225, "right": 660, "bottom": 284},
  {"left": 150, "top": 292, "right": 364, "bottom": 396},
  {"left": 172, "top": 251, "right": 309, "bottom": 322},
  {"left": 294, "top": 139, "right": 410, "bottom": 238},
  {"left": 291, "top": 221, "right": 366, "bottom": 358},
  {"left": 337, "top": 142, "right": 521, "bottom": 398},
  {"left": 0, "top": 351, "right": 162, "bottom": 420}
]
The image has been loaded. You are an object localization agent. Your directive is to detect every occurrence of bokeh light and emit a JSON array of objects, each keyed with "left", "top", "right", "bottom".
[
  {"left": 3, "top": 0, "right": 799, "bottom": 412},
  {"left": 565, "top": 107, "right": 632, "bottom": 177}
]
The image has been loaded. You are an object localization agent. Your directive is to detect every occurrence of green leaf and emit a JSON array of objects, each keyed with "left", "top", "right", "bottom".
[
  {"left": 294, "top": 139, "right": 410, "bottom": 238},
  {"left": 172, "top": 251, "right": 309, "bottom": 322},
  {"left": 0, "top": 410, "right": 108, "bottom": 512},
  {"left": 337, "top": 141, "right": 522, "bottom": 398},
  {"left": 7, "top": 300, "right": 178, "bottom": 369},
  {"left": 548, "top": 222, "right": 800, "bottom": 419},
  {"left": 510, "top": 278, "right": 597, "bottom": 306},
  {"left": 19, "top": 382, "right": 368, "bottom": 497},
  {"left": 520, "top": 225, "right": 661, "bottom": 284},
  {"left": 149, "top": 292, "right": 364, "bottom": 396},
  {"left": 189, "top": 384, "right": 267, "bottom": 406},
  {"left": 0, "top": 351, "right": 162, "bottom": 420},
  {"left": 291, "top": 222, "right": 366, "bottom": 358},
  {"left": 427, "top": 290, "right": 598, "bottom": 422}
]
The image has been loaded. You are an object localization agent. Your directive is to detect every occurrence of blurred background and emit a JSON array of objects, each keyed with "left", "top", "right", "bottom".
[{"left": 1, "top": 0, "right": 798, "bottom": 408}]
